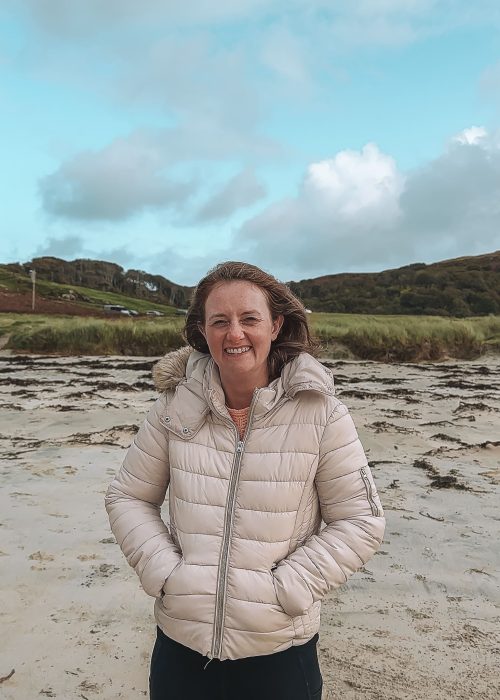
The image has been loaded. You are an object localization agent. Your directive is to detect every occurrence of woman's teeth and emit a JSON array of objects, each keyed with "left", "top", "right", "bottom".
[{"left": 225, "top": 347, "right": 251, "bottom": 354}]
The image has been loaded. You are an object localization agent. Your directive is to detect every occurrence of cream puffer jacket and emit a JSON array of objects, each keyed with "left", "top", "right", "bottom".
[{"left": 105, "top": 347, "right": 385, "bottom": 661}]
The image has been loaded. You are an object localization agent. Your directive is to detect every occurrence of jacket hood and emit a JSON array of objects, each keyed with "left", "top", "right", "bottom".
[
  {"left": 152, "top": 345, "right": 196, "bottom": 392},
  {"left": 153, "top": 345, "right": 334, "bottom": 399}
]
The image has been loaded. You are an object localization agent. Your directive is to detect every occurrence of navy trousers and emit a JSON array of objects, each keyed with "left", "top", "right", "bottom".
[{"left": 149, "top": 626, "right": 323, "bottom": 700}]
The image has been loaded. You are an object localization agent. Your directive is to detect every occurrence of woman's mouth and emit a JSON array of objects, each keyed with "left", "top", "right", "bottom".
[{"left": 224, "top": 346, "right": 251, "bottom": 355}]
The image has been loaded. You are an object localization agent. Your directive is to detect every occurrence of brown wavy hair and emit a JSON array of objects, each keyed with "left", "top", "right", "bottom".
[{"left": 184, "top": 261, "right": 318, "bottom": 379}]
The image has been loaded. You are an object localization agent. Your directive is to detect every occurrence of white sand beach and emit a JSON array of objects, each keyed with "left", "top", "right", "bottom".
[{"left": 0, "top": 353, "right": 499, "bottom": 699}]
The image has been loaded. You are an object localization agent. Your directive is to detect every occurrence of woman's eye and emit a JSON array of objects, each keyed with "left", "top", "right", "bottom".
[
  {"left": 243, "top": 317, "right": 258, "bottom": 323},
  {"left": 212, "top": 320, "right": 227, "bottom": 326}
]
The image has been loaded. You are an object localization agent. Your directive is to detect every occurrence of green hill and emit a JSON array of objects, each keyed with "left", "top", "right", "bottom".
[
  {"left": 0, "top": 264, "right": 179, "bottom": 315},
  {"left": 289, "top": 251, "right": 500, "bottom": 316},
  {"left": 1, "top": 250, "right": 499, "bottom": 317},
  {"left": 2, "top": 256, "right": 192, "bottom": 310}
]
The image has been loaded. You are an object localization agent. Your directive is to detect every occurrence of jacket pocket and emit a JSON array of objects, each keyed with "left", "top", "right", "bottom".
[
  {"left": 270, "top": 570, "right": 284, "bottom": 611},
  {"left": 161, "top": 557, "right": 184, "bottom": 598},
  {"left": 271, "top": 563, "right": 315, "bottom": 618}
]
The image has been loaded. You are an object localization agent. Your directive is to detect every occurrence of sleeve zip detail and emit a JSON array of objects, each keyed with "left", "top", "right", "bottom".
[{"left": 360, "top": 467, "right": 380, "bottom": 517}]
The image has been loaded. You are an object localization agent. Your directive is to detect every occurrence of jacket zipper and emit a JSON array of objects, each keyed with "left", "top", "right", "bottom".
[
  {"left": 360, "top": 466, "right": 380, "bottom": 517},
  {"left": 210, "top": 391, "right": 259, "bottom": 659}
]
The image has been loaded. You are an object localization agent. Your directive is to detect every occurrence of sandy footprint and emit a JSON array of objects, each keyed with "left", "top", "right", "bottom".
[{"left": 28, "top": 551, "right": 55, "bottom": 562}]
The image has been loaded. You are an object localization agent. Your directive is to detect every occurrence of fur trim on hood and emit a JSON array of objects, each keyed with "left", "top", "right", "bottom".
[
  {"left": 152, "top": 345, "right": 335, "bottom": 401},
  {"left": 152, "top": 345, "right": 194, "bottom": 392}
]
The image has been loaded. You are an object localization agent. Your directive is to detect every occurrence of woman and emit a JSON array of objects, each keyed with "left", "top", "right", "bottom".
[{"left": 105, "top": 261, "right": 385, "bottom": 699}]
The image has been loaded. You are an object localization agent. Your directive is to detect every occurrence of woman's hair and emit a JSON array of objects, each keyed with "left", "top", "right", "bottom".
[{"left": 184, "top": 261, "right": 318, "bottom": 379}]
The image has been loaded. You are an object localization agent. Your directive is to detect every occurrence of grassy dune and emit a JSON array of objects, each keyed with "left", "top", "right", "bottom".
[
  {"left": 0, "top": 315, "right": 185, "bottom": 355},
  {"left": 1, "top": 312, "right": 499, "bottom": 361},
  {"left": 313, "top": 313, "right": 500, "bottom": 361}
]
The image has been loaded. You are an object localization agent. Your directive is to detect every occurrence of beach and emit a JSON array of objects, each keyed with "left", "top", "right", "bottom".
[{"left": 0, "top": 353, "right": 499, "bottom": 699}]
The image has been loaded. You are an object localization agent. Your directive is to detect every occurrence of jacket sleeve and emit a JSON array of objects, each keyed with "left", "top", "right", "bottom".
[
  {"left": 104, "top": 394, "right": 181, "bottom": 598},
  {"left": 272, "top": 402, "right": 385, "bottom": 617}
]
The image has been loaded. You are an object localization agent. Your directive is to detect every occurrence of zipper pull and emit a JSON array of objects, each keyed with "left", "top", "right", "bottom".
[{"left": 236, "top": 441, "right": 244, "bottom": 453}]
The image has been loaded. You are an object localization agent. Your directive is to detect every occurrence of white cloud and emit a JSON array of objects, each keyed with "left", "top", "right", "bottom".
[
  {"left": 20, "top": 128, "right": 500, "bottom": 284},
  {"left": 39, "top": 131, "right": 197, "bottom": 221},
  {"left": 452, "top": 126, "right": 487, "bottom": 145},
  {"left": 37, "top": 121, "right": 280, "bottom": 222},
  {"left": 5, "top": 1, "right": 500, "bottom": 282},
  {"left": 399, "top": 129, "right": 500, "bottom": 249},
  {"left": 303, "top": 144, "right": 403, "bottom": 220},
  {"left": 236, "top": 129, "right": 500, "bottom": 280},
  {"left": 195, "top": 169, "right": 266, "bottom": 223},
  {"left": 13, "top": 0, "right": 500, "bottom": 232}
]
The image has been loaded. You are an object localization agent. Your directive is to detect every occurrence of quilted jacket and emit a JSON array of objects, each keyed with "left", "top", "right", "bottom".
[{"left": 105, "top": 346, "right": 385, "bottom": 661}]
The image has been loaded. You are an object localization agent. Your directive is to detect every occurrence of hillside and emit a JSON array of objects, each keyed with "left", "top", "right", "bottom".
[
  {"left": 1, "top": 250, "right": 499, "bottom": 317},
  {"left": 3, "top": 257, "right": 193, "bottom": 310},
  {"left": 0, "top": 263, "right": 179, "bottom": 316},
  {"left": 289, "top": 251, "right": 500, "bottom": 316}
]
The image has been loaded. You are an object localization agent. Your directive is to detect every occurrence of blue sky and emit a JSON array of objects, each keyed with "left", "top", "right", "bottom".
[{"left": 1, "top": 1, "right": 500, "bottom": 285}]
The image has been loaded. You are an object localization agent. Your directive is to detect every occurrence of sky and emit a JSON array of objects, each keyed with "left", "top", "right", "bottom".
[{"left": 1, "top": 1, "right": 500, "bottom": 286}]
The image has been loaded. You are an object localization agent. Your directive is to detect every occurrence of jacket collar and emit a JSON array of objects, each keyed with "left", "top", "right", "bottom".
[
  {"left": 152, "top": 346, "right": 335, "bottom": 438},
  {"left": 152, "top": 347, "right": 210, "bottom": 439}
]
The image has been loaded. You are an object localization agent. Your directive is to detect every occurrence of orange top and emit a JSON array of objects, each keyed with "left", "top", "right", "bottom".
[{"left": 227, "top": 406, "right": 250, "bottom": 439}]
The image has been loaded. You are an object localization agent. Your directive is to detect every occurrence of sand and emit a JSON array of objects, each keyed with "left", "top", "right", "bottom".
[{"left": 0, "top": 353, "right": 499, "bottom": 699}]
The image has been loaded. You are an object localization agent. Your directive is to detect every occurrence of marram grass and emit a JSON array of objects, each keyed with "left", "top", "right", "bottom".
[
  {"left": 2, "top": 312, "right": 500, "bottom": 361},
  {"left": 5, "top": 317, "right": 185, "bottom": 355},
  {"left": 312, "top": 313, "right": 500, "bottom": 361}
]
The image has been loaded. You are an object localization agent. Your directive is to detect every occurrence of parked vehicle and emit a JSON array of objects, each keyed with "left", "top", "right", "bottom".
[{"left": 104, "top": 304, "right": 126, "bottom": 314}]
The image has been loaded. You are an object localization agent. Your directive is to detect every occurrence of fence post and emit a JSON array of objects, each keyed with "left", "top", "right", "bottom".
[{"left": 29, "top": 269, "right": 36, "bottom": 311}]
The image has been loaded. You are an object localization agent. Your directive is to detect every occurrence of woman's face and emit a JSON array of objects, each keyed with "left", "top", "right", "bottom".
[{"left": 201, "top": 281, "right": 283, "bottom": 386}]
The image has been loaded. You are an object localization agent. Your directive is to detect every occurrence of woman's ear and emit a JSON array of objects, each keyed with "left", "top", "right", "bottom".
[{"left": 271, "top": 315, "right": 284, "bottom": 341}]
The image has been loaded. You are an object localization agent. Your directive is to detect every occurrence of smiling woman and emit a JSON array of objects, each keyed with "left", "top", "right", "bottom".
[
  {"left": 198, "top": 280, "right": 283, "bottom": 409},
  {"left": 105, "top": 261, "right": 386, "bottom": 700},
  {"left": 184, "top": 261, "right": 318, "bottom": 382}
]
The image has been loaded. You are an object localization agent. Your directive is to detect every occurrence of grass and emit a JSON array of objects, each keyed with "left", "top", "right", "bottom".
[
  {"left": 2, "top": 316, "right": 185, "bottom": 355},
  {"left": 1, "top": 311, "right": 499, "bottom": 361},
  {"left": 3, "top": 263, "right": 499, "bottom": 361},
  {"left": 311, "top": 313, "right": 500, "bottom": 361}
]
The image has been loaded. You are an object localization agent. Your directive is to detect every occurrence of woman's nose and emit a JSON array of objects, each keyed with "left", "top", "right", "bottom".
[{"left": 226, "top": 322, "right": 245, "bottom": 341}]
